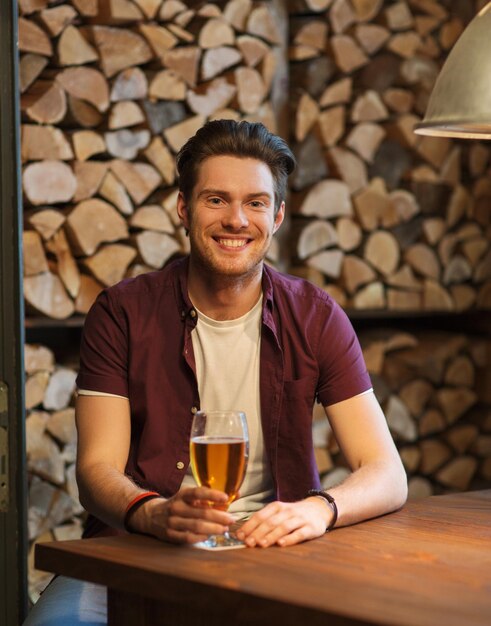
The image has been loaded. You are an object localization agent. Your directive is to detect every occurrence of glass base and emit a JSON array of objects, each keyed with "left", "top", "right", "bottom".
[{"left": 192, "top": 533, "right": 246, "bottom": 551}]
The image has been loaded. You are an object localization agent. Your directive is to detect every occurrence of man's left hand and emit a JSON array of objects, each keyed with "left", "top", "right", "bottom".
[{"left": 235, "top": 497, "right": 332, "bottom": 548}]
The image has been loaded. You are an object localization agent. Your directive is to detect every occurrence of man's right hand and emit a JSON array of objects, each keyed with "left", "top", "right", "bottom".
[{"left": 127, "top": 487, "right": 235, "bottom": 544}]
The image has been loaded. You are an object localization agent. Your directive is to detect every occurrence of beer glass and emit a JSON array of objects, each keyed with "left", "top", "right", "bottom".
[{"left": 190, "top": 410, "right": 249, "bottom": 548}]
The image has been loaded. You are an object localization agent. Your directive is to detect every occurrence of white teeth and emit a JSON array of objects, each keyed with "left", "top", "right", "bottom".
[{"left": 218, "top": 238, "right": 247, "bottom": 248}]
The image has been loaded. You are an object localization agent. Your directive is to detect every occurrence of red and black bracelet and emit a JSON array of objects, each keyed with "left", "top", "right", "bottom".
[{"left": 123, "top": 491, "right": 161, "bottom": 533}]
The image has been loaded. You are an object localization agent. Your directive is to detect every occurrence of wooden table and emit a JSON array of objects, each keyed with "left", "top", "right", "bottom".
[{"left": 36, "top": 491, "right": 491, "bottom": 626}]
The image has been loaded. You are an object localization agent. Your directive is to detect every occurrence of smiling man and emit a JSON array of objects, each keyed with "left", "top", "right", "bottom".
[{"left": 24, "top": 120, "right": 407, "bottom": 626}]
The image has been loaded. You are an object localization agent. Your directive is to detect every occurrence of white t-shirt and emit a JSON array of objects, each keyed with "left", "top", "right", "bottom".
[{"left": 180, "top": 295, "right": 275, "bottom": 520}]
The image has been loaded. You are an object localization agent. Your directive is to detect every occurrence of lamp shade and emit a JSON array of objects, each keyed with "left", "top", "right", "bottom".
[{"left": 414, "top": 3, "right": 491, "bottom": 139}]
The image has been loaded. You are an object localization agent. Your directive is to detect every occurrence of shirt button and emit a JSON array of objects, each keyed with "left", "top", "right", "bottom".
[
  {"left": 176, "top": 461, "right": 185, "bottom": 470},
  {"left": 180, "top": 310, "right": 185, "bottom": 318},
  {"left": 191, "top": 406, "right": 198, "bottom": 414},
  {"left": 190, "top": 309, "right": 197, "bottom": 318}
]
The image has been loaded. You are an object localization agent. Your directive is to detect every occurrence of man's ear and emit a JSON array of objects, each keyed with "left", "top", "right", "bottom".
[
  {"left": 177, "top": 192, "right": 190, "bottom": 230},
  {"left": 273, "top": 201, "right": 285, "bottom": 234}
]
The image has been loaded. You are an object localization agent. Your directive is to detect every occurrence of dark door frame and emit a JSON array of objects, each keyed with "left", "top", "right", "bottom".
[{"left": 0, "top": 1, "right": 28, "bottom": 624}]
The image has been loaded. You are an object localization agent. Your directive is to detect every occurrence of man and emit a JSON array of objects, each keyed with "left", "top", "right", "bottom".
[{"left": 25, "top": 120, "right": 406, "bottom": 625}]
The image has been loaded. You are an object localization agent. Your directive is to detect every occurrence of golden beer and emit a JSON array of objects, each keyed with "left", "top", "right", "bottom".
[{"left": 190, "top": 436, "right": 247, "bottom": 507}]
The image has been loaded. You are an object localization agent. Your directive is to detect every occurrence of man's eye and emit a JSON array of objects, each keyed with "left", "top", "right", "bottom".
[
  {"left": 250, "top": 201, "right": 265, "bottom": 208},
  {"left": 208, "top": 197, "right": 223, "bottom": 205}
]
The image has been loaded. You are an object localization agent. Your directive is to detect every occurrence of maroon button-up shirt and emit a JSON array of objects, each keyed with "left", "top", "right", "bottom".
[{"left": 77, "top": 257, "right": 371, "bottom": 537}]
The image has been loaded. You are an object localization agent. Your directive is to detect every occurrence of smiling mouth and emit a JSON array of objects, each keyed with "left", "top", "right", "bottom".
[{"left": 215, "top": 238, "right": 249, "bottom": 248}]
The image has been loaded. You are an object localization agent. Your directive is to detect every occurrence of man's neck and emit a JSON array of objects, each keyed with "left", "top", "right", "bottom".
[{"left": 187, "top": 262, "right": 263, "bottom": 321}]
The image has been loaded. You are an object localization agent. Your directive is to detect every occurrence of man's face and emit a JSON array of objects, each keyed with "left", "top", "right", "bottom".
[{"left": 177, "top": 155, "right": 284, "bottom": 280}]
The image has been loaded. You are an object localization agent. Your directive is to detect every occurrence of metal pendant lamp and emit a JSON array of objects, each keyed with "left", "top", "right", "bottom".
[{"left": 414, "top": 2, "right": 491, "bottom": 139}]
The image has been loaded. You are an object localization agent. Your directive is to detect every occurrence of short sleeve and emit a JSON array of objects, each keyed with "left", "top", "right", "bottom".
[
  {"left": 76, "top": 289, "right": 129, "bottom": 397},
  {"left": 316, "top": 301, "right": 372, "bottom": 407}
]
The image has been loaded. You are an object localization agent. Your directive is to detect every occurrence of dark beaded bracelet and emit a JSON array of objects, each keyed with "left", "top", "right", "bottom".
[{"left": 307, "top": 489, "right": 338, "bottom": 532}]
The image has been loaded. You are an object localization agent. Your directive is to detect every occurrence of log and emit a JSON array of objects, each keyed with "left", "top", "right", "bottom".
[
  {"left": 75, "top": 274, "right": 103, "bottom": 314},
  {"left": 110, "top": 160, "right": 162, "bottom": 205},
  {"left": 24, "top": 272, "right": 75, "bottom": 319},
  {"left": 91, "top": 26, "right": 153, "bottom": 78},
  {"left": 462, "top": 237, "right": 488, "bottom": 268},
  {"left": 399, "top": 445, "right": 420, "bottom": 473},
  {"left": 423, "top": 279, "right": 453, "bottom": 311},
  {"left": 387, "top": 289, "right": 421, "bottom": 310},
  {"left": 223, "top": 0, "right": 252, "bottom": 30},
  {"left": 328, "top": 147, "right": 368, "bottom": 194},
  {"left": 385, "top": 394, "right": 417, "bottom": 441},
  {"left": 355, "top": 24, "right": 390, "bottom": 54},
  {"left": 135, "top": 231, "right": 181, "bottom": 268},
  {"left": 72, "top": 130, "right": 106, "bottom": 161},
  {"left": 23, "top": 161, "right": 76, "bottom": 205},
  {"left": 297, "top": 220, "right": 338, "bottom": 260},
  {"left": 336, "top": 217, "right": 362, "bottom": 252},
  {"left": 399, "top": 378, "right": 433, "bottom": 417},
  {"left": 439, "top": 17, "right": 464, "bottom": 50},
  {"left": 246, "top": 5, "right": 282, "bottom": 45},
  {"left": 148, "top": 70, "right": 186, "bottom": 100},
  {"left": 23, "top": 80, "right": 67, "bottom": 125},
  {"left": 235, "top": 67, "right": 265, "bottom": 115},
  {"left": 442, "top": 255, "right": 472, "bottom": 286},
  {"left": 386, "top": 265, "right": 421, "bottom": 291},
  {"left": 159, "top": 0, "right": 187, "bottom": 21},
  {"left": 19, "top": 0, "right": 48, "bottom": 14},
  {"left": 365, "top": 230, "right": 400, "bottom": 276},
  {"left": 419, "top": 439, "right": 452, "bottom": 474},
  {"left": 57, "top": 25, "right": 98, "bottom": 66},
  {"left": 44, "top": 368, "right": 77, "bottom": 411},
  {"left": 324, "top": 284, "right": 347, "bottom": 308},
  {"left": 419, "top": 408, "right": 446, "bottom": 437},
  {"left": 66, "top": 198, "right": 129, "bottom": 256},
  {"left": 130, "top": 205, "right": 175, "bottom": 234},
  {"left": 199, "top": 18, "right": 235, "bottom": 49},
  {"left": 385, "top": 1, "right": 414, "bottom": 30},
  {"left": 416, "top": 136, "right": 452, "bottom": 169},
  {"left": 330, "top": 0, "right": 357, "bottom": 34},
  {"left": 111, "top": 67, "right": 148, "bottom": 101},
  {"left": 108, "top": 101, "right": 145, "bottom": 129},
  {"left": 422, "top": 217, "right": 445, "bottom": 245},
  {"left": 350, "top": 0, "right": 383, "bottom": 21},
  {"left": 21, "top": 125, "right": 73, "bottom": 162},
  {"left": 99, "top": 171, "right": 134, "bottom": 216},
  {"left": 73, "top": 161, "right": 108, "bottom": 202},
  {"left": 57, "top": 67, "right": 110, "bottom": 113},
  {"left": 163, "top": 46, "right": 201, "bottom": 87},
  {"left": 144, "top": 136, "right": 176, "bottom": 186},
  {"left": 353, "top": 177, "right": 390, "bottom": 231},
  {"left": 382, "top": 88, "right": 414, "bottom": 113},
  {"left": 187, "top": 77, "right": 236, "bottom": 117},
  {"left": 25, "top": 373, "right": 50, "bottom": 410},
  {"left": 237, "top": 35, "right": 269, "bottom": 67},
  {"left": 444, "top": 355, "right": 475, "bottom": 387},
  {"left": 352, "top": 90, "right": 388, "bottom": 122},
  {"left": 18, "top": 17, "right": 53, "bottom": 57},
  {"left": 436, "top": 387, "right": 477, "bottom": 424},
  {"left": 436, "top": 457, "right": 477, "bottom": 491},
  {"left": 450, "top": 285, "right": 476, "bottom": 312},
  {"left": 299, "top": 179, "right": 352, "bottom": 219},
  {"left": 104, "top": 129, "right": 151, "bottom": 159},
  {"left": 166, "top": 23, "right": 195, "bottom": 44},
  {"left": 67, "top": 95, "right": 102, "bottom": 128},
  {"left": 405, "top": 243, "right": 440, "bottom": 279},
  {"left": 345, "top": 122, "right": 385, "bottom": 163},
  {"left": 330, "top": 35, "right": 368, "bottom": 73},
  {"left": 19, "top": 54, "right": 48, "bottom": 93},
  {"left": 353, "top": 282, "right": 385, "bottom": 309},
  {"left": 23, "top": 231, "right": 49, "bottom": 276},
  {"left": 25, "top": 344, "right": 55, "bottom": 374},
  {"left": 295, "top": 92, "right": 319, "bottom": 143},
  {"left": 440, "top": 147, "right": 461, "bottom": 186},
  {"left": 202, "top": 46, "right": 242, "bottom": 80},
  {"left": 445, "top": 424, "right": 479, "bottom": 455},
  {"left": 28, "top": 209, "right": 65, "bottom": 241},
  {"left": 164, "top": 115, "right": 206, "bottom": 153},
  {"left": 306, "top": 250, "right": 344, "bottom": 279},
  {"left": 387, "top": 32, "right": 422, "bottom": 59},
  {"left": 319, "top": 77, "right": 352, "bottom": 108},
  {"left": 342, "top": 255, "right": 376, "bottom": 294},
  {"left": 84, "top": 244, "right": 137, "bottom": 286},
  {"left": 294, "top": 20, "right": 328, "bottom": 50},
  {"left": 72, "top": 0, "right": 98, "bottom": 16},
  {"left": 318, "top": 106, "right": 345, "bottom": 148},
  {"left": 46, "top": 230, "right": 80, "bottom": 299},
  {"left": 138, "top": 24, "right": 177, "bottom": 61},
  {"left": 468, "top": 143, "right": 489, "bottom": 178}
]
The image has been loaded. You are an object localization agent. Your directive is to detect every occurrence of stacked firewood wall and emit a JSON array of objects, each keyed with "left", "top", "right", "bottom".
[
  {"left": 20, "top": 0, "right": 286, "bottom": 319},
  {"left": 289, "top": 0, "right": 491, "bottom": 312},
  {"left": 20, "top": 0, "right": 491, "bottom": 602}
]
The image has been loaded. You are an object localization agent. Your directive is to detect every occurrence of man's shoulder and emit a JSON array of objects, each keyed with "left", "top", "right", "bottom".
[
  {"left": 104, "top": 256, "right": 185, "bottom": 301},
  {"left": 264, "top": 264, "right": 335, "bottom": 309}
]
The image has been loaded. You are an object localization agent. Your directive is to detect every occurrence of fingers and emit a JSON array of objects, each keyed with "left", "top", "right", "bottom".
[
  {"left": 148, "top": 488, "right": 234, "bottom": 544},
  {"left": 236, "top": 500, "right": 327, "bottom": 548}
]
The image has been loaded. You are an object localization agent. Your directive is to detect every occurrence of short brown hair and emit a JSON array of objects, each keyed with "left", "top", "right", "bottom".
[{"left": 176, "top": 120, "right": 296, "bottom": 214}]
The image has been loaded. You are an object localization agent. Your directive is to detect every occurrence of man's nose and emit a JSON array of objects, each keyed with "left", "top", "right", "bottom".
[{"left": 222, "top": 202, "right": 249, "bottom": 229}]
